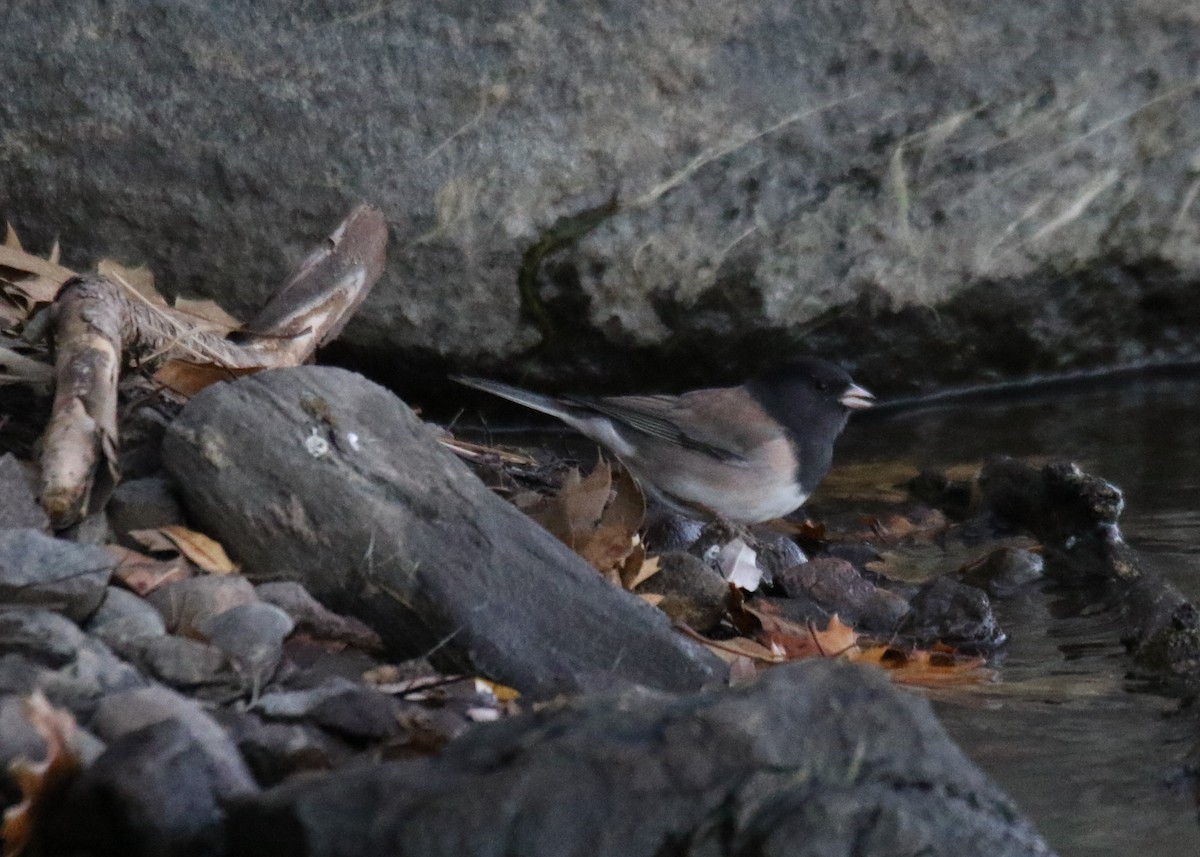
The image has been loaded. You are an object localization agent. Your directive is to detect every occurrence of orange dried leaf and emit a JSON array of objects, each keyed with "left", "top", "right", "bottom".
[
  {"left": 1, "top": 692, "right": 83, "bottom": 857},
  {"left": 476, "top": 679, "right": 521, "bottom": 702},
  {"left": 811, "top": 614, "right": 859, "bottom": 656},
  {"left": 157, "top": 525, "right": 238, "bottom": 574},
  {"left": 851, "top": 645, "right": 992, "bottom": 686},
  {"left": 152, "top": 360, "right": 262, "bottom": 397},
  {"left": 106, "top": 545, "right": 190, "bottom": 595}
]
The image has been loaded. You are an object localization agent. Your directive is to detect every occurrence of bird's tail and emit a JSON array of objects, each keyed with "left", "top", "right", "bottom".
[{"left": 451, "top": 376, "right": 579, "bottom": 423}]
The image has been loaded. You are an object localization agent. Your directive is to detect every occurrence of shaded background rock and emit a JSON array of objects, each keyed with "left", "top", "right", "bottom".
[
  {"left": 0, "top": 529, "right": 113, "bottom": 621},
  {"left": 2, "top": 1, "right": 1199, "bottom": 397},
  {"left": 227, "top": 661, "right": 1055, "bottom": 857}
]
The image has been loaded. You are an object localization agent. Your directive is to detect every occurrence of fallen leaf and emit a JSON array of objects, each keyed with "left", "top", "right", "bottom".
[
  {"left": 106, "top": 545, "right": 191, "bottom": 595},
  {"left": 852, "top": 645, "right": 993, "bottom": 686},
  {"left": 1, "top": 692, "right": 84, "bottom": 857},
  {"left": 4, "top": 222, "right": 22, "bottom": 250},
  {"left": 638, "top": 592, "right": 665, "bottom": 607},
  {"left": 97, "top": 258, "right": 164, "bottom": 307},
  {"left": 717, "top": 538, "right": 761, "bottom": 591},
  {"left": 624, "top": 554, "right": 661, "bottom": 590},
  {"left": 811, "top": 614, "right": 859, "bottom": 656},
  {"left": 476, "top": 678, "right": 521, "bottom": 703},
  {"left": 0, "top": 246, "right": 76, "bottom": 304},
  {"left": 697, "top": 633, "right": 784, "bottom": 664},
  {"left": 171, "top": 296, "right": 243, "bottom": 333},
  {"left": 152, "top": 360, "right": 261, "bottom": 397},
  {"left": 157, "top": 525, "right": 238, "bottom": 574}
]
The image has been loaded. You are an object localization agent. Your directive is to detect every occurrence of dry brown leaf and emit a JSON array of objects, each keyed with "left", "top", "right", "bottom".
[
  {"left": 810, "top": 614, "right": 859, "bottom": 656},
  {"left": 559, "top": 463, "right": 612, "bottom": 536},
  {"left": 106, "top": 545, "right": 191, "bottom": 595},
  {"left": 4, "top": 222, "right": 22, "bottom": 251},
  {"left": 698, "top": 634, "right": 785, "bottom": 664},
  {"left": 625, "top": 554, "right": 661, "bottom": 590},
  {"left": 96, "top": 258, "right": 164, "bottom": 306},
  {"left": 152, "top": 360, "right": 261, "bottom": 397},
  {"left": 1, "top": 692, "right": 83, "bottom": 857},
  {"left": 0, "top": 246, "right": 75, "bottom": 305},
  {"left": 171, "top": 296, "right": 243, "bottom": 333},
  {"left": 157, "top": 525, "right": 238, "bottom": 574},
  {"left": 638, "top": 592, "right": 665, "bottom": 607}
]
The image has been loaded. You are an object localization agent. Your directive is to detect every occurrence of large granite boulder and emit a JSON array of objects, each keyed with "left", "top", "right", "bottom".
[{"left": 2, "top": 1, "right": 1198, "bottom": 392}]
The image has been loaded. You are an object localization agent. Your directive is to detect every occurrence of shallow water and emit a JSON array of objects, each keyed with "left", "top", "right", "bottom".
[{"left": 833, "top": 374, "right": 1200, "bottom": 857}]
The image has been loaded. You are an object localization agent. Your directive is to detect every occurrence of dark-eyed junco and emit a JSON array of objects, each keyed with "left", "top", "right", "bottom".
[{"left": 454, "top": 357, "right": 873, "bottom": 524}]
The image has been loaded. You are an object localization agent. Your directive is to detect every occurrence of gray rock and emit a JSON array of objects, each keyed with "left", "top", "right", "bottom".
[
  {"left": 634, "top": 551, "right": 730, "bottom": 633},
  {"left": 0, "top": 453, "right": 49, "bottom": 531},
  {"left": 774, "top": 556, "right": 913, "bottom": 635},
  {"left": 227, "top": 660, "right": 1055, "bottom": 857},
  {"left": 147, "top": 574, "right": 258, "bottom": 636},
  {"left": 256, "top": 581, "right": 382, "bottom": 650},
  {"left": 900, "top": 577, "right": 1007, "bottom": 652},
  {"left": 108, "top": 476, "right": 187, "bottom": 538},
  {"left": 90, "top": 684, "right": 257, "bottom": 798},
  {"left": 0, "top": 608, "right": 147, "bottom": 717},
  {"left": 48, "top": 719, "right": 250, "bottom": 857},
  {"left": 256, "top": 677, "right": 401, "bottom": 741},
  {"left": 0, "top": 607, "right": 86, "bottom": 668},
  {"left": 0, "top": 529, "right": 114, "bottom": 620},
  {"left": 199, "top": 602, "right": 294, "bottom": 694},
  {"left": 4, "top": 2, "right": 1200, "bottom": 394},
  {"left": 136, "top": 636, "right": 230, "bottom": 689},
  {"left": 86, "top": 585, "right": 169, "bottom": 651},
  {"left": 162, "top": 366, "right": 724, "bottom": 694},
  {"left": 213, "top": 708, "right": 352, "bottom": 787}
]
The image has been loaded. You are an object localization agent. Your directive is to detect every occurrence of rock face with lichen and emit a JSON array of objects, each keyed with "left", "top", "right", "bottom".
[{"left": 2, "top": 0, "right": 1199, "bottom": 393}]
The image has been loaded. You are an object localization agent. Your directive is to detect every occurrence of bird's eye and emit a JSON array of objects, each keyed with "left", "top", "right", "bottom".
[{"left": 814, "top": 380, "right": 830, "bottom": 392}]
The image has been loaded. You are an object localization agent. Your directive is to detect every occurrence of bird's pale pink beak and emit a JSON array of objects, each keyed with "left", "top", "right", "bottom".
[{"left": 839, "top": 383, "right": 875, "bottom": 410}]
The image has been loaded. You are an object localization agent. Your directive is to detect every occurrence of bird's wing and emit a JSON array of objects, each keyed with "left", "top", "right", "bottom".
[{"left": 568, "top": 387, "right": 782, "bottom": 464}]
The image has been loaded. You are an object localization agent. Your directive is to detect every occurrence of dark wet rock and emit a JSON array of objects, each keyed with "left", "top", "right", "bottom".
[
  {"left": 979, "top": 456, "right": 1200, "bottom": 681},
  {"left": 90, "top": 685, "right": 257, "bottom": 798},
  {"left": 634, "top": 551, "right": 730, "bottom": 633},
  {"left": 749, "top": 529, "right": 808, "bottom": 585},
  {"left": 0, "top": 528, "right": 113, "bottom": 621},
  {"left": 256, "top": 677, "right": 402, "bottom": 742},
  {"left": 47, "top": 719, "right": 252, "bottom": 857},
  {"left": 135, "top": 636, "right": 231, "bottom": 690},
  {"left": 774, "top": 557, "right": 911, "bottom": 635},
  {"left": 908, "top": 468, "right": 978, "bottom": 520},
  {"left": 900, "top": 577, "right": 1006, "bottom": 653},
  {"left": 0, "top": 608, "right": 147, "bottom": 717},
  {"left": 213, "top": 709, "right": 352, "bottom": 787},
  {"left": 227, "top": 660, "right": 1054, "bottom": 857},
  {"left": 199, "top": 602, "right": 294, "bottom": 695},
  {"left": 163, "top": 367, "right": 724, "bottom": 695},
  {"left": 961, "top": 547, "right": 1045, "bottom": 598},
  {"left": 0, "top": 453, "right": 49, "bottom": 531},
  {"left": 147, "top": 574, "right": 259, "bottom": 637},
  {"left": 822, "top": 542, "right": 888, "bottom": 578},
  {"left": 108, "top": 476, "right": 187, "bottom": 539},
  {"left": 256, "top": 581, "right": 381, "bottom": 650},
  {"left": 643, "top": 510, "right": 705, "bottom": 554}
]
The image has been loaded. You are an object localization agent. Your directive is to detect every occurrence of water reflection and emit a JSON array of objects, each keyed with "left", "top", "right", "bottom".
[{"left": 835, "top": 374, "right": 1200, "bottom": 857}]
